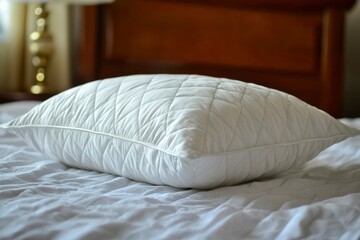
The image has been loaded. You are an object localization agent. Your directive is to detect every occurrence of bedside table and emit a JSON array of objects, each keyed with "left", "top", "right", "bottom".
[{"left": 0, "top": 92, "right": 55, "bottom": 104}]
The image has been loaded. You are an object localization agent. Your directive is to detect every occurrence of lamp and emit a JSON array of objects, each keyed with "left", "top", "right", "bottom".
[{"left": 11, "top": 0, "right": 114, "bottom": 94}]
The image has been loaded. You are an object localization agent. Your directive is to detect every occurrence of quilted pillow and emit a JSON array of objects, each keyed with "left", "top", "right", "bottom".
[{"left": 2, "top": 74, "right": 359, "bottom": 189}]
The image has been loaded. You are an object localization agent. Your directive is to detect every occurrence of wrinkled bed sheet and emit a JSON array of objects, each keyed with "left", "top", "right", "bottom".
[{"left": 0, "top": 102, "right": 360, "bottom": 240}]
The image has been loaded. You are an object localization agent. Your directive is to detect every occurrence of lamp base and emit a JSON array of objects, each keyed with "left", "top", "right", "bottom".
[
  {"left": 29, "top": 3, "right": 53, "bottom": 95},
  {"left": 30, "top": 83, "right": 46, "bottom": 95}
]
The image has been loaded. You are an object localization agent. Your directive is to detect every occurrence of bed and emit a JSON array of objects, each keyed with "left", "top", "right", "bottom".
[{"left": 1, "top": 0, "right": 360, "bottom": 239}]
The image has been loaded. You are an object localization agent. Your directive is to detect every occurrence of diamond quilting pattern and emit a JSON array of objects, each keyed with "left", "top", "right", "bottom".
[
  {"left": 44, "top": 74, "right": 344, "bottom": 157},
  {"left": 3, "top": 74, "right": 359, "bottom": 189}
]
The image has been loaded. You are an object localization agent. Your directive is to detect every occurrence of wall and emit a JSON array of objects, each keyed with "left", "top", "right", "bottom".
[
  {"left": 344, "top": 1, "right": 360, "bottom": 117},
  {"left": 0, "top": 3, "right": 27, "bottom": 92}
]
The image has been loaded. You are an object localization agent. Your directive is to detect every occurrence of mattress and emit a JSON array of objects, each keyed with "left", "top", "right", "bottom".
[{"left": 1, "top": 101, "right": 360, "bottom": 240}]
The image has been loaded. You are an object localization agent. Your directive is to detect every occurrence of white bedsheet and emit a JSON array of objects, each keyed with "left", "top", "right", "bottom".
[{"left": 0, "top": 101, "right": 360, "bottom": 240}]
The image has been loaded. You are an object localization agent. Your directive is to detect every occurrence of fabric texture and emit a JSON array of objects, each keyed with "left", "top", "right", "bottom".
[
  {"left": 1, "top": 74, "right": 359, "bottom": 188},
  {"left": 1, "top": 101, "right": 360, "bottom": 239}
]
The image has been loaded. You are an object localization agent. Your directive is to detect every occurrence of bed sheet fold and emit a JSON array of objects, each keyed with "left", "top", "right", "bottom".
[{"left": 0, "top": 102, "right": 359, "bottom": 239}]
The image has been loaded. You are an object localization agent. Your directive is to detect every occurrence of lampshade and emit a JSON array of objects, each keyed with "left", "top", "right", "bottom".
[{"left": 9, "top": 0, "right": 114, "bottom": 4}]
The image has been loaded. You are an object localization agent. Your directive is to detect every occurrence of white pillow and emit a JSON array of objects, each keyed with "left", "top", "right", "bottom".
[{"left": 2, "top": 74, "right": 359, "bottom": 189}]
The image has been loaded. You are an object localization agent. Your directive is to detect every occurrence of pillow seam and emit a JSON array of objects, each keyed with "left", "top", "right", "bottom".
[{"left": 4, "top": 124, "right": 353, "bottom": 159}]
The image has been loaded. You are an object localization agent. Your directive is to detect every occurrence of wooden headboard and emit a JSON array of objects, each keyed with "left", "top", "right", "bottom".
[{"left": 76, "top": 0, "right": 356, "bottom": 117}]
